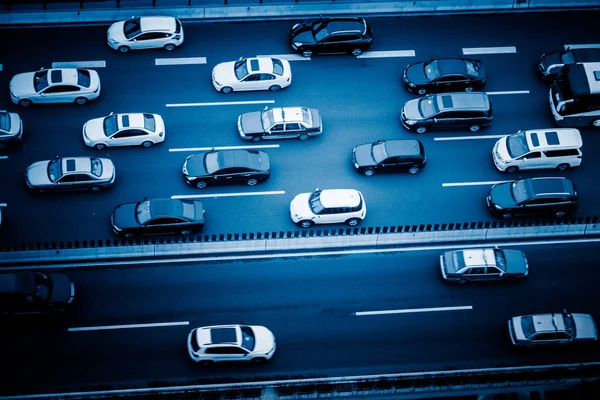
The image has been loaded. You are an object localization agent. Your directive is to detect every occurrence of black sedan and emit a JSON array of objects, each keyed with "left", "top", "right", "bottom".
[
  {"left": 352, "top": 139, "right": 426, "bottom": 176},
  {"left": 111, "top": 198, "right": 205, "bottom": 237},
  {"left": 402, "top": 58, "right": 486, "bottom": 95},
  {"left": 537, "top": 47, "right": 600, "bottom": 81},
  {"left": 182, "top": 149, "right": 270, "bottom": 189},
  {"left": 290, "top": 17, "right": 373, "bottom": 57}
]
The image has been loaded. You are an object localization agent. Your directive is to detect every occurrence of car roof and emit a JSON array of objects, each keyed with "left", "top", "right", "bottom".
[
  {"left": 431, "top": 58, "right": 474, "bottom": 75},
  {"left": 0, "top": 272, "right": 34, "bottom": 294},
  {"left": 116, "top": 113, "right": 149, "bottom": 130},
  {"left": 248, "top": 57, "right": 274, "bottom": 73},
  {"left": 318, "top": 189, "right": 362, "bottom": 208},
  {"left": 524, "top": 128, "right": 582, "bottom": 150},
  {"left": 582, "top": 62, "right": 600, "bottom": 93},
  {"left": 215, "top": 149, "right": 265, "bottom": 169},
  {"left": 140, "top": 16, "right": 176, "bottom": 33},
  {"left": 61, "top": 157, "right": 94, "bottom": 174},
  {"left": 531, "top": 313, "right": 566, "bottom": 333},
  {"left": 47, "top": 68, "right": 80, "bottom": 86},
  {"left": 147, "top": 198, "right": 187, "bottom": 218},
  {"left": 382, "top": 140, "right": 424, "bottom": 157},
  {"left": 460, "top": 249, "right": 496, "bottom": 268},
  {"left": 527, "top": 177, "right": 575, "bottom": 197},
  {"left": 270, "top": 107, "right": 310, "bottom": 124},
  {"left": 198, "top": 325, "right": 241, "bottom": 346},
  {"left": 567, "top": 48, "right": 600, "bottom": 63},
  {"left": 322, "top": 17, "right": 367, "bottom": 34},
  {"left": 436, "top": 92, "right": 490, "bottom": 112}
]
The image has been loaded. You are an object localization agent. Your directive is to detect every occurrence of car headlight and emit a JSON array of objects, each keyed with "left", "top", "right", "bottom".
[
  {"left": 293, "top": 42, "right": 303, "bottom": 48},
  {"left": 405, "top": 120, "right": 417, "bottom": 125},
  {"left": 408, "top": 82, "right": 416, "bottom": 87},
  {"left": 353, "top": 162, "right": 360, "bottom": 169},
  {"left": 292, "top": 23, "right": 300, "bottom": 30},
  {"left": 493, "top": 204, "right": 503, "bottom": 210}
]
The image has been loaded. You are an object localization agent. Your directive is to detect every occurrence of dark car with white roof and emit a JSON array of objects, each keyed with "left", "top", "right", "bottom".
[
  {"left": 509, "top": 310, "right": 597, "bottom": 347},
  {"left": 440, "top": 248, "right": 528, "bottom": 283},
  {"left": 238, "top": 106, "right": 322, "bottom": 142}
]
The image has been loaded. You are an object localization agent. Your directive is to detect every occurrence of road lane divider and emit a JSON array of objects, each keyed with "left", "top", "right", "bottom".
[
  {"left": 0, "top": 155, "right": 8, "bottom": 159},
  {"left": 355, "top": 305, "right": 473, "bottom": 316},
  {"left": 486, "top": 90, "right": 530, "bottom": 95},
  {"left": 155, "top": 57, "right": 207, "bottom": 66},
  {"left": 172, "top": 190, "right": 285, "bottom": 199},
  {"left": 0, "top": 203, "right": 6, "bottom": 207},
  {"left": 442, "top": 180, "right": 512, "bottom": 187},
  {"left": 357, "top": 50, "right": 416, "bottom": 58},
  {"left": 256, "top": 54, "right": 310, "bottom": 61},
  {"left": 462, "top": 46, "right": 516, "bottom": 55},
  {"left": 52, "top": 60, "right": 106, "bottom": 68},
  {"left": 0, "top": 64, "right": 3, "bottom": 71},
  {"left": 565, "top": 44, "right": 600, "bottom": 49},
  {"left": 166, "top": 100, "right": 275, "bottom": 107},
  {"left": 68, "top": 321, "right": 189, "bottom": 332},
  {"left": 434, "top": 134, "right": 508, "bottom": 141},
  {"left": 170, "top": 144, "right": 279, "bottom": 152}
]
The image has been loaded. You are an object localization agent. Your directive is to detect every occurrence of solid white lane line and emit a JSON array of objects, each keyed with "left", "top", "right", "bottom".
[
  {"left": 169, "top": 144, "right": 279, "bottom": 152},
  {"left": 155, "top": 57, "right": 207, "bottom": 66},
  {"left": 172, "top": 191, "right": 285, "bottom": 199},
  {"left": 0, "top": 203, "right": 6, "bottom": 207},
  {"left": 565, "top": 44, "right": 600, "bottom": 50},
  {"left": 68, "top": 321, "right": 189, "bottom": 332},
  {"left": 0, "top": 155, "right": 8, "bottom": 159},
  {"left": 434, "top": 134, "right": 508, "bottom": 141},
  {"left": 355, "top": 305, "right": 473, "bottom": 316},
  {"left": 358, "top": 50, "right": 416, "bottom": 58},
  {"left": 463, "top": 46, "right": 517, "bottom": 55},
  {"left": 486, "top": 90, "right": 530, "bottom": 95},
  {"left": 52, "top": 60, "right": 106, "bottom": 68},
  {"left": 0, "top": 64, "right": 3, "bottom": 71},
  {"left": 442, "top": 180, "right": 511, "bottom": 187},
  {"left": 166, "top": 100, "right": 275, "bottom": 107},
  {"left": 256, "top": 54, "right": 310, "bottom": 61}
]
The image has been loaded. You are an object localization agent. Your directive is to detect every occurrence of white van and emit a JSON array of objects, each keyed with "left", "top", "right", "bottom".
[{"left": 493, "top": 128, "right": 582, "bottom": 172}]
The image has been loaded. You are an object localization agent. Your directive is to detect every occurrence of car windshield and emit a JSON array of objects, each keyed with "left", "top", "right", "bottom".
[
  {"left": 561, "top": 51, "right": 574, "bottom": 64},
  {"left": 143, "top": 114, "right": 156, "bottom": 132},
  {"left": 234, "top": 59, "right": 249, "bottom": 80},
  {"left": 103, "top": 115, "right": 119, "bottom": 136},
  {"left": 563, "top": 313, "right": 576, "bottom": 337},
  {"left": 34, "top": 70, "right": 49, "bottom": 92},
  {"left": 313, "top": 22, "right": 329, "bottom": 41},
  {"left": 0, "top": 113, "right": 10, "bottom": 133},
  {"left": 423, "top": 60, "right": 441, "bottom": 81},
  {"left": 493, "top": 249, "right": 506, "bottom": 271},
  {"left": 308, "top": 191, "right": 325, "bottom": 215},
  {"left": 35, "top": 282, "right": 51, "bottom": 301},
  {"left": 123, "top": 17, "right": 142, "bottom": 39},
  {"left": 464, "top": 61, "right": 479, "bottom": 77},
  {"left": 521, "top": 316, "right": 536, "bottom": 338},
  {"left": 510, "top": 180, "right": 532, "bottom": 204},
  {"left": 135, "top": 200, "right": 152, "bottom": 225},
  {"left": 47, "top": 158, "right": 63, "bottom": 183},
  {"left": 417, "top": 97, "right": 439, "bottom": 118},
  {"left": 371, "top": 141, "right": 388, "bottom": 163},
  {"left": 240, "top": 326, "right": 256, "bottom": 351},
  {"left": 204, "top": 152, "right": 220, "bottom": 174},
  {"left": 261, "top": 109, "right": 275, "bottom": 130},
  {"left": 506, "top": 132, "right": 530, "bottom": 158},
  {"left": 90, "top": 158, "right": 103, "bottom": 177},
  {"left": 77, "top": 69, "right": 91, "bottom": 88}
]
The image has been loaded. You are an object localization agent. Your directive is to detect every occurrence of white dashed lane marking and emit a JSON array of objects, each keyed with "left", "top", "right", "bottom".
[
  {"left": 256, "top": 54, "right": 310, "bottom": 61},
  {"left": 155, "top": 57, "right": 207, "bottom": 66},
  {"left": 434, "top": 134, "right": 508, "bottom": 141},
  {"left": 68, "top": 321, "right": 189, "bottom": 332},
  {"left": 169, "top": 144, "right": 280, "bottom": 152},
  {"left": 486, "top": 90, "right": 530, "bottom": 95},
  {"left": 172, "top": 191, "right": 285, "bottom": 200},
  {"left": 0, "top": 203, "right": 7, "bottom": 207},
  {"left": 166, "top": 100, "right": 275, "bottom": 107},
  {"left": 462, "top": 46, "right": 517, "bottom": 55},
  {"left": 564, "top": 44, "right": 600, "bottom": 50},
  {"left": 355, "top": 305, "right": 473, "bottom": 316},
  {"left": 358, "top": 50, "right": 416, "bottom": 58},
  {"left": 52, "top": 61, "right": 106, "bottom": 68},
  {"left": 442, "top": 180, "right": 512, "bottom": 187},
  {"left": 0, "top": 64, "right": 3, "bottom": 71},
  {"left": 0, "top": 156, "right": 8, "bottom": 159}
]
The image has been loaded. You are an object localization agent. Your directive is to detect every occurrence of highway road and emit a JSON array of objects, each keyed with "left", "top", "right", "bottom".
[
  {"left": 1, "top": 11, "right": 600, "bottom": 245},
  {"left": 1, "top": 241, "right": 599, "bottom": 396}
]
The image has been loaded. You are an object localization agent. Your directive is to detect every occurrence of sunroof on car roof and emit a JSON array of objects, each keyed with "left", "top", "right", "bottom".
[
  {"left": 66, "top": 159, "right": 76, "bottom": 172},
  {"left": 545, "top": 131, "right": 560, "bottom": 145},
  {"left": 51, "top": 69, "right": 62, "bottom": 82},
  {"left": 211, "top": 327, "right": 237, "bottom": 344}
]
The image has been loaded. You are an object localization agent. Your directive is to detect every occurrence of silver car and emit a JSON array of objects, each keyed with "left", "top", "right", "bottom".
[
  {"left": 25, "top": 156, "right": 115, "bottom": 193},
  {"left": 440, "top": 248, "right": 528, "bottom": 283},
  {"left": 0, "top": 110, "right": 23, "bottom": 148},
  {"left": 509, "top": 310, "right": 598, "bottom": 347}
]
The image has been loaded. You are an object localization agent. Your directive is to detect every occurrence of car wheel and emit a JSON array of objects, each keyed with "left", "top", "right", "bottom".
[
  {"left": 364, "top": 169, "right": 375, "bottom": 177},
  {"left": 299, "top": 220, "right": 313, "bottom": 228},
  {"left": 90, "top": 186, "right": 102, "bottom": 192},
  {"left": 465, "top": 87, "right": 473, "bottom": 92},
  {"left": 251, "top": 136, "right": 263, "bottom": 143},
  {"left": 408, "top": 165, "right": 421, "bottom": 174},
  {"left": 252, "top": 357, "right": 266, "bottom": 364},
  {"left": 417, "top": 88, "right": 427, "bottom": 95},
  {"left": 269, "top": 85, "right": 281, "bottom": 92},
  {"left": 18, "top": 99, "right": 32, "bottom": 107},
  {"left": 181, "top": 230, "right": 192, "bottom": 236},
  {"left": 556, "top": 211, "right": 566, "bottom": 218},
  {"left": 118, "top": 46, "right": 130, "bottom": 53},
  {"left": 247, "top": 178, "right": 258, "bottom": 186},
  {"left": 591, "top": 119, "right": 600, "bottom": 127},
  {"left": 557, "top": 163, "right": 570, "bottom": 171},
  {"left": 75, "top": 97, "right": 88, "bottom": 105},
  {"left": 351, "top": 48, "right": 363, "bottom": 56},
  {"left": 501, "top": 212, "right": 513, "bottom": 219},
  {"left": 221, "top": 86, "right": 233, "bottom": 94},
  {"left": 346, "top": 218, "right": 361, "bottom": 227},
  {"left": 94, "top": 143, "right": 107, "bottom": 150},
  {"left": 469, "top": 124, "right": 480, "bottom": 132},
  {"left": 301, "top": 49, "right": 313, "bottom": 57},
  {"left": 141, "top": 141, "right": 153, "bottom": 148},
  {"left": 195, "top": 181, "right": 207, "bottom": 189},
  {"left": 415, "top": 126, "right": 427, "bottom": 134},
  {"left": 164, "top": 44, "right": 176, "bottom": 51},
  {"left": 506, "top": 166, "right": 519, "bottom": 173},
  {"left": 298, "top": 133, "right": 309, "bottom": 141}
]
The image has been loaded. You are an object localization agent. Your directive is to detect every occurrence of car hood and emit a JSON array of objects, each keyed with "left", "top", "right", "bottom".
[
  {"left": 503, "top": 250, "right": 528, "bottom": 274},
  {"left": 212, "top": 61, "right": 237, "bottom": 86},
  {"left": 353, "top": 144, "right": 376, "bottom": 167},
  {"left": 25, "top": 160, "right": 52, "bottom": 187},
  {"left": 539, "top": 51, "right": 562, "bottom": 71},
  {"left": 183, "top": 154, "right": 208, "bottom": 177},
  {"left": 48, "top": 273, "right": 73, "bottom": 303},
  {"left": 107, "top": 21, "right": 127, "bottom": 43},
  {"left": 290, "top": 192, "right": 313, "bottom": 219},
  {"left": 239, "top": 112, "right": 265, "bottom": 134},
  {"left": 10, "top": 72, "right": 35, "bottom": 96},
  {"left": 112, "top": 202, "right": 139, "bottom": 230},
  {"left": 489, "top": 183, "right": 517, "bottom": 209},
  {"left": 403, "top": 98, "right": 423, "bottom": 120},
  {"left": 573, "top": 314, "right": 598, "bottom": 340},
  {"left": 291, "top": 26, "right": 316, "bottom": 45},
  {"left": 84, "top": 117, "right": 108, "bottom": 141},
  {"left": 252, "top": 326, "right": 276, "bottom": 355},
  {"left": 405, "top": 63, "right": 429, "bottom": 85}
]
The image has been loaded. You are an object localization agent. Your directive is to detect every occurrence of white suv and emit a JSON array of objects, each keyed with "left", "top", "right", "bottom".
[
  {"left": 107, "top": 16, "right": 184, "bottom": 52},
  {"left": 187, "top": 324, "right": 276, "bottom": 364},
  {"left": 290, "top": 188, "right": 366, "bottom": 228}
]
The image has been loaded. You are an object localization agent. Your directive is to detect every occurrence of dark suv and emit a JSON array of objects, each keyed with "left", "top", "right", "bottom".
[
  {"left": 486, "top": 177, "right": 578, "bottom": 219},
  {"left": 352, "top": 139, "right": 426, "bottom": 176},
  {"left": 401, "top": 92, "right": 493, "bottom": 134},
  {"left": 0, "top": 272, "right": 75, "bottom": 316},
  {"left": 290, "top": 17, "right": 373, "bottom": 57}
]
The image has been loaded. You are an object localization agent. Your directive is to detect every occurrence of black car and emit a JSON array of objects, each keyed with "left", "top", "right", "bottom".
[
  {"left": 111, "top": 198, "right": 205, "bottom": 237},
  {"left": 486, "top": 177, "right": 578, "bottom": 219},
  {"left": 402, "top": 58, "right": 486, "bottom": 95},
  {"left": 538, "top": 48, "right": 600, "bottom": 81},
  {"left": 0, "top": 272, "right": 75, "bottom": 316},
  {"left": 182, "top": 149, "right": 270, "bottom": 189},
  {"left": 401, "top": 92, "right": 493, "bottom": 133},
  {"left": 290, "top": 17, "right": 373, "bottom": 57},
  {"left": 352, "top": 139, "right": 426, "bottom": 176}
]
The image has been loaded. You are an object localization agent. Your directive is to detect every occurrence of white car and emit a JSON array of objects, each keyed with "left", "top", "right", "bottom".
[
  {"left": 212, "top": 57, "right": 292, "bottom": 93},
  {"left": 107, "top": 16, "right": 184, "bottom": 52},
  {"left": 83, "top": 112, "right": 165, "bottom": 150},
  {"left": 187, "top": 324, "right": 276, "bottom": 364},
  {"left": 10, "top": 68, "right": 101, "bottom": 107},
  {"left": 290, "top": 188, "right": 366, "bottom": 228}
]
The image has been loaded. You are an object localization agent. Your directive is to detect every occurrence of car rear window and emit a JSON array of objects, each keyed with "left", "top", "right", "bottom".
[
  {"left": 175, "top": 19, "right": 182, "bottom": 34},
  {"left": 272, "top": 59, "right": 284, "bottom": 76},
  {"left": 77, "top": 69, "right": 91, "bottom": 88},
  {"left": 90, "top": 158, "right": 103, "bottom": 177},
  {"left": 0, "top": 113, "right": 10, "bottom": 133},
  {"left": 143, "top": 114, "right": 156, "bottom": 131},
  {"left": 521, "top": 316, "right": 535, "bottom": 338}
]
